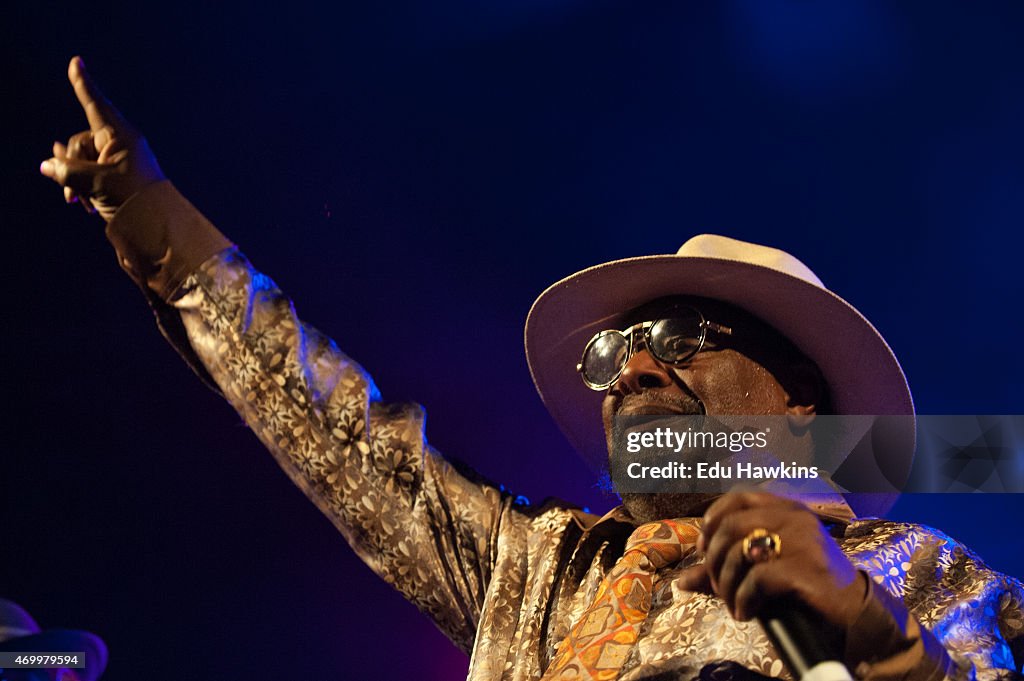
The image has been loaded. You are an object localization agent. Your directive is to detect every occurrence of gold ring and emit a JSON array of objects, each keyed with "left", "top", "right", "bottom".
[{"left": 741, "top": 528, "right": 782, "bottom": 563}]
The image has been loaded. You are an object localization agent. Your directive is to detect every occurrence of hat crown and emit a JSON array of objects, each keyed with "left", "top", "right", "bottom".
[{"left": 677, "top": 234, "right": 824, "bottom": 289}]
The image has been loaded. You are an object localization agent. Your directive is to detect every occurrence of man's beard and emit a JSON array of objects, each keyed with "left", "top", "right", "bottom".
[
  {"left": 607, "top": 390, "right": 720, "bottom": 522},
  {"left": 619, "top": 492, "right": 720, "bottom": 523}
]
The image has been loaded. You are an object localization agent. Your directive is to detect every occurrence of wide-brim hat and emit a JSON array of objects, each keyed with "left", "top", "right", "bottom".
[
  {"left": 0, "top": 599, "right": 108, "bottom": 681},
  {"left": 525, "top": 234, "right": 915, "bottom": 517}
]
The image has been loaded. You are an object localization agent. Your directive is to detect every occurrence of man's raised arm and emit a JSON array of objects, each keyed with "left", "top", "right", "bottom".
[{"left": 40, "top": 57, "right": 520, "bottom": 652}]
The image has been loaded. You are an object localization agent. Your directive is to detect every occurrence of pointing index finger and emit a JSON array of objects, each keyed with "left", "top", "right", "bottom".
[{"left": 68, "top": 56, "right": 122, "bottom": 131}]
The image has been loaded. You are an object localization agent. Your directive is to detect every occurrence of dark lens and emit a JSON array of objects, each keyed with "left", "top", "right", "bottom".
[
  {"left": 582, "top": 332, "right": 629, "bottom": 386},
  {"left": 648, "top": 313, "right": 703, "bottom": 363}
]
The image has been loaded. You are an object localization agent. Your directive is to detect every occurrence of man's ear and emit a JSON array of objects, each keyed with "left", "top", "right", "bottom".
[{"left": 783, "top": 360, "right": 824, "bottom": 428}]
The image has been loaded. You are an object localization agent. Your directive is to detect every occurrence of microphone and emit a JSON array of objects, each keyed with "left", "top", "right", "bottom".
[{"left": 759, "top": 601, "right": 853, "bottom": 681}]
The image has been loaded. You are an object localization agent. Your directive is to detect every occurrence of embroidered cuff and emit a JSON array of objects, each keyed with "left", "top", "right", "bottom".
[{"left": 845, "top": 573, "right": 953, "bottom": 681}]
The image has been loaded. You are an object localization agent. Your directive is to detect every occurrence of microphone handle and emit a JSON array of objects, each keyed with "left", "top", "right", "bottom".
[{"left": 759, "top": 602, "right": 853, "bottom": 681}]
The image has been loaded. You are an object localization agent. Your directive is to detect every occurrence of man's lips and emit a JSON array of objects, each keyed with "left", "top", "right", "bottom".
[{"left": 615, "top": 393, "right": 702, "bottom": 418}]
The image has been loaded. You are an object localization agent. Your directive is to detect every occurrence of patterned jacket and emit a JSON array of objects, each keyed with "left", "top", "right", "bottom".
[{"left": 104, "top": 181, "right": 1024, "bottom": 681}]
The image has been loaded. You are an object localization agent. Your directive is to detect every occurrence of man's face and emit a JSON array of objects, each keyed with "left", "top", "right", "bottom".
[{"left": 600, "top": 296, "right": 820, "bottom": 521}]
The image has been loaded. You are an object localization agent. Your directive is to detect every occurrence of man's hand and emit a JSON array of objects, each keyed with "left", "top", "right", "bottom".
[
  {"left": 678, "top": 492, "right": 867, "bottom": 630},
  {"left": 40, "top": 56, "right": 165, "bottom": 222}
]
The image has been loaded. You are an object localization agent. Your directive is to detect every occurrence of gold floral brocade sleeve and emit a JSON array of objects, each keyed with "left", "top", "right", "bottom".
[
  {"left": 106, "top": 182, "right": 519, "bottom": 652},
  {"left": 179, "top": 250, "right": 518, "bottom": 650},
  {"left": 843, "top": 519, "right": 1024, "bottom": 681}
]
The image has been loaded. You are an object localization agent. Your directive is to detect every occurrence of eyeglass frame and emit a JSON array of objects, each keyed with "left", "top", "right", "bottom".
[{"left": 576, "top": 306, "right": 733, "bottom": 390}]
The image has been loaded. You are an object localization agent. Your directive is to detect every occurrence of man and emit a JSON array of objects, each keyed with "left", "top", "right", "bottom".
[{"left": 41, "top": 57, "right": 1023, "bottom": 680}]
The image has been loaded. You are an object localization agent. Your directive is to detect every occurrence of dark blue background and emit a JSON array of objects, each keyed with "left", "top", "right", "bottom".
[{"left": 4, "top": 2, "right": 1022, "bottom": 679}]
